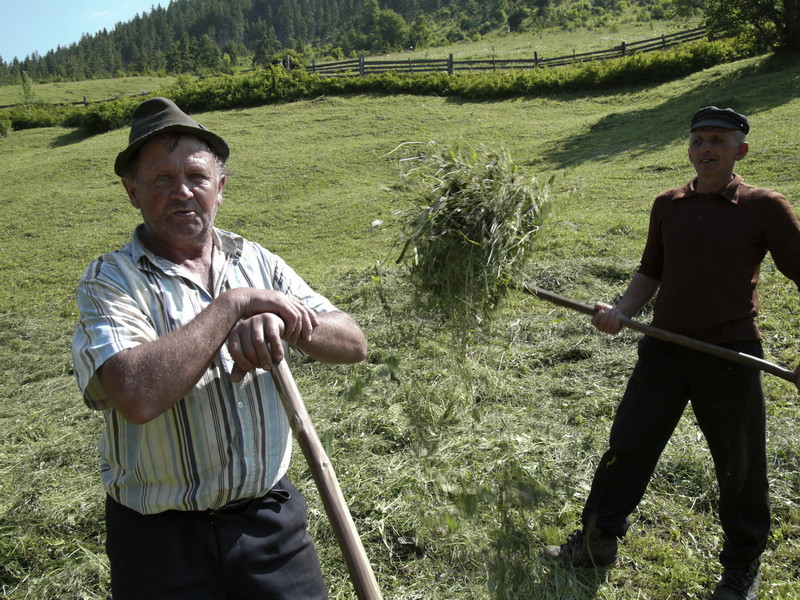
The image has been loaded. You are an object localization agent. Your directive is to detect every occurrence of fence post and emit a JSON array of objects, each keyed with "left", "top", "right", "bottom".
[
  {"left": 572, "top": 49, "right": 576, "bottom": 63},
  {"left": 621, "top": 41, "right": 626, "bottom": 56},
  {"left": 408, "top": 57, "right": 413, "bottom": 73},
  {"left": 447, "top": 54, "right": 454, "bottom": 76},
  {"left": 662, "top": 34, "right": 666, "bottom": 48},
  {"left": 534, "top": 51, "right": 538, "bottom": 68},
  {"left": 285, "top": 54, "right": 291, "bottom": 71},
  {"left": 311, "top": 58, "right": 316, "bottom": 73},
  {"left": 359, "top": 56, "right": 365, "bottom": 77}
]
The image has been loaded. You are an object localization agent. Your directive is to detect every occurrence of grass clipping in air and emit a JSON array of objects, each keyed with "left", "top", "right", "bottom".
[{"left": 397, "top": 142, "right": 549, "bottom": 328}]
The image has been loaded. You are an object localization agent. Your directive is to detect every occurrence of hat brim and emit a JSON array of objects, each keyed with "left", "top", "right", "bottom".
[
  {"left": 114, "top": 124, "right": 230, "bottom": 177},
  {"left": 690, "top": 118, "right": 744, "bottom": 132}
]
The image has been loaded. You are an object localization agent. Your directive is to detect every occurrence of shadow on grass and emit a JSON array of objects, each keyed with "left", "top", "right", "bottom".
[
  {"left": 491, "top": 560, "right": 608, "bottom": 599},
  {"left": 487, "top": 523, "right": 609, "bottom": 599},
  {"left": 548, "top": 54, "right": 800, "bottom": 169},
  {"left": 535, "top": 564, "right": 607, "bottom": 599},
  {"left": 482, "top": 467, "right": 609, "bottom": 598},
  {"left": 51, "top": 128, "right": 88, "bottom": 148}
]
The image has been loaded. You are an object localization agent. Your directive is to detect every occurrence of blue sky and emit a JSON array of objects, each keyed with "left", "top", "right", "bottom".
[{"left": 0, "top": 0, "right": 165, "bottom": 62}]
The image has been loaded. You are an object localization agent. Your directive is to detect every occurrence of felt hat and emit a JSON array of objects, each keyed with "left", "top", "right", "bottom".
[
  {"left": 114, "top": 97, "right": 230, "bottom": 176},
  {"left": 690, "top": 106, "right": 750, "bottom": 135}
]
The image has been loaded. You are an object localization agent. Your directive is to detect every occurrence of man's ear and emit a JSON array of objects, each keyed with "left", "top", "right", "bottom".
[
  {"left": 216, "top": 174, "right": 226, "bottom": 206},
  {"left": 735, "top": 142, "right": 749, "bottom": 162},
  {"left": 122, "top": 178, "right": 140, "bottom": 209}
]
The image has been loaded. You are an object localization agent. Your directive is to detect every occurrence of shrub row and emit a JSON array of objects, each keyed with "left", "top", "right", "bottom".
[{"left": 0, "top": 39, "right": 752, "bottom": 136}]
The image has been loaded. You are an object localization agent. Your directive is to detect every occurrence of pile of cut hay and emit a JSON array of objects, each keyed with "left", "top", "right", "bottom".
[{"left": 396, "top": 142, "right": 550, "bottom": 327}]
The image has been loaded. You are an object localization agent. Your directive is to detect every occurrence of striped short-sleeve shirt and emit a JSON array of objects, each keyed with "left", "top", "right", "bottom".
[{"left": 72, "top": 226, "right": 336, "bottom": 514}]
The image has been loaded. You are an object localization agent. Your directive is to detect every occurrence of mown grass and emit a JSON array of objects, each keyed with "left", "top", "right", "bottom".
[{"left": 1, "top": 52, "right": 799, "bottom": 599}]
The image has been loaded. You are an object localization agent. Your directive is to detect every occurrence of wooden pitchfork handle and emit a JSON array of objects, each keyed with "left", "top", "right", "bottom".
[
  {"left": 522, "top": 284, "right": 798, "bottom": 384},
  {"left": 270, "top": 359, "right": 383, "bottom": 600}
]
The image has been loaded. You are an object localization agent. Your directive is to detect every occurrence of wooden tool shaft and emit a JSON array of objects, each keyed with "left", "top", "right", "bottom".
[
  {"left": 523, "top": 284, "right": 797, "bottom": 384},
  {"left": 271, "top": 359, "right": 383, "bottom": 600}
]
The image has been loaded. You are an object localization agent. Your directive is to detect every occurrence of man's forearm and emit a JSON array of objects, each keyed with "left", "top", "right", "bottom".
[
  {"left": 295, "top": 311, "right": 367, "bottom": 364},
  {"left": 593, "top": 272, "right": 661, "bottom": 335},
  {"left": 616, "top": 272, "right": 660, "bottom": 317},
  {"left": 98, "top": 290, "right": 245, "bottom": 424}
]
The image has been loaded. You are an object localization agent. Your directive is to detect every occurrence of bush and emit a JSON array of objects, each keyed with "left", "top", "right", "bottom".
[
  {"left": 67, "top": 96, "right": 144, "bottom": 135},
  {"left": 0, "top": 113, "right": 11, "bottom": 137},
  {"left": 270, "top": 49, "right": 309, "bottom": 70},
  {"left": 2, "top": 103, "right": 65, "bottom": 130}
]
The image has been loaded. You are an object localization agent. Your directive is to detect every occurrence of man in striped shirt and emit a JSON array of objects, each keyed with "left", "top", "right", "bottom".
[
  {"left": 72, "top": 97, "right": 367, "bottom": 599},
  {"left": 545, "top": 107, "right": 800, "bottom": 599}
]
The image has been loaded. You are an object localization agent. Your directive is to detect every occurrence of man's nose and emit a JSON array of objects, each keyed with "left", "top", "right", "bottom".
[{"left": 170, "top": 176, "right": 193, "bottom": 199}]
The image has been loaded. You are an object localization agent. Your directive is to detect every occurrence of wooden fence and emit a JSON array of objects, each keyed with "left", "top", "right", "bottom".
[{"left": 307, "top": 26, "right": 707, "bottom": 77}]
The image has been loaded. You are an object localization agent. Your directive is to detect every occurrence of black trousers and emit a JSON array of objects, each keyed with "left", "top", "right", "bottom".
[
  {"left": 582, "top": 336, "right": 769, "bottom": 569},
  {"left": 106, "top": 475, "right": 328, "bottom": 600}
]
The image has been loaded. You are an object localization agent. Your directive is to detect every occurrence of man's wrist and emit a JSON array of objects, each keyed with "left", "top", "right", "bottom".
[{"left": 221, "top": 288, "right": 248, "bottom": 319}]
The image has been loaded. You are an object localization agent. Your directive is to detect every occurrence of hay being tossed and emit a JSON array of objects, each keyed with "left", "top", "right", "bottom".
[{"left": 396, "top": 142, "right": 550, "bottom": 326}]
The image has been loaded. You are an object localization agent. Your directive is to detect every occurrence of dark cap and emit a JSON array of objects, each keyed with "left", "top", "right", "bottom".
[
  {"left": 114, "top": 97, "right": 230, "bottom": 176},
  {"left": 690, "top": 106, "right": 749, "bottom": 135}
]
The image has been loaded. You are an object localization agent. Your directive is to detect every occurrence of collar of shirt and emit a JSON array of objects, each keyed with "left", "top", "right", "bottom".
[
  {"left": 671, "top": 173, "right": 743, "bottom": 204},
  {"left": 130, "top": 225, "right": 244, "bottom": 297}
]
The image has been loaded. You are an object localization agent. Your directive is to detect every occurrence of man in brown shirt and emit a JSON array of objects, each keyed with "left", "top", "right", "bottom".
[{"left": 545, "top": 107, "right": 800, "bottom": 600}]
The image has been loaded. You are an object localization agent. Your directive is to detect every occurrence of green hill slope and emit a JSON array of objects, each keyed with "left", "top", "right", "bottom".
[{"left": 0, "top": 53, "right": 798, "bottom": 599}]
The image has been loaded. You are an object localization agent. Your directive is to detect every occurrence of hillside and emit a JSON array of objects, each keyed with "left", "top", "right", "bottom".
[{"left": 1, "top": 53, "right": 799, "bottom": 599}]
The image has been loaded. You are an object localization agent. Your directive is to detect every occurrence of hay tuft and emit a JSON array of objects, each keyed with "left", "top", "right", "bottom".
[{"left": 396, "top": 142, "right": 550, "bottom": 327}]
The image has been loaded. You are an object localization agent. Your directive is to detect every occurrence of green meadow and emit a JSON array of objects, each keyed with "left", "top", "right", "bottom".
[
  {"left": 0, "top": 76, "right": 177, "bottom": 107},
  {"left": 381, "top": 17, "right": 702, "bottom": 60},
  {"left": 1, "top": 52, "right": 799, "bottom": 599}
]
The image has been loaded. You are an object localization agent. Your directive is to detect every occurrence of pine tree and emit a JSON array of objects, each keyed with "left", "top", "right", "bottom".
[
  {"left": 0, "top": 56, "right": 8, "bottom": 86},
  {"left": 197, "top": 34, "right": 221, "bottom": 70}
]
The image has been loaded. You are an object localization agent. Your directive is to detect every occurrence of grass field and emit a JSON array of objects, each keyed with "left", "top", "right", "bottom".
[
  {"left": 382, "top": 17, "right": 701, "bottom": 60},
  {"left": 0, "top": 76, "right": 177, "bottom": 107},
  {"left": 1, "top": 51, "right": 799, "bottom": 599}
]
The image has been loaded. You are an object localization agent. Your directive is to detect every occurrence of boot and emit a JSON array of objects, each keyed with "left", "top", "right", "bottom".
[
  {"left": 712, "top": 559, "right": 760, "bottom": 599},
  {"left": 544, "top": 528, "right": 619, "bottom": 568}
]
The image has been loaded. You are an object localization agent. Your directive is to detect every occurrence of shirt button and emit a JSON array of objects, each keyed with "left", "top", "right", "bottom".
[{"left": 237, "top": 402, "right": 244, "bottom": 408}]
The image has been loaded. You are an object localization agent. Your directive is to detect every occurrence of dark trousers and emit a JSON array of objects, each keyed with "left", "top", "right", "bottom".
[
  {"left": 582, "top": 336, "right": 769, "bottom": 569},
  {"left": 106, "top": 475, "right": 328, "bottom": 600}
]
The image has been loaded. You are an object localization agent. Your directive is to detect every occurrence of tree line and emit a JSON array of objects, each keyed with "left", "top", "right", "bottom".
[{"left": 0, "top": 0, "right": 796, "bottom": 87}]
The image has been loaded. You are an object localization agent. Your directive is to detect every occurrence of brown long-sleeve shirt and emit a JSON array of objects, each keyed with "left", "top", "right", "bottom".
[{"left": 638, "top": 174, "right": 800, "bottom": 343}]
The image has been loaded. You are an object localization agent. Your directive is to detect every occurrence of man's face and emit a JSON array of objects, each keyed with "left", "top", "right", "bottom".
[
  {"left": 122, "top": 134, "right": 225, "bottom": 255},
  {"left": 687, "top": 127, "right": 748, "bottom": 180}
]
